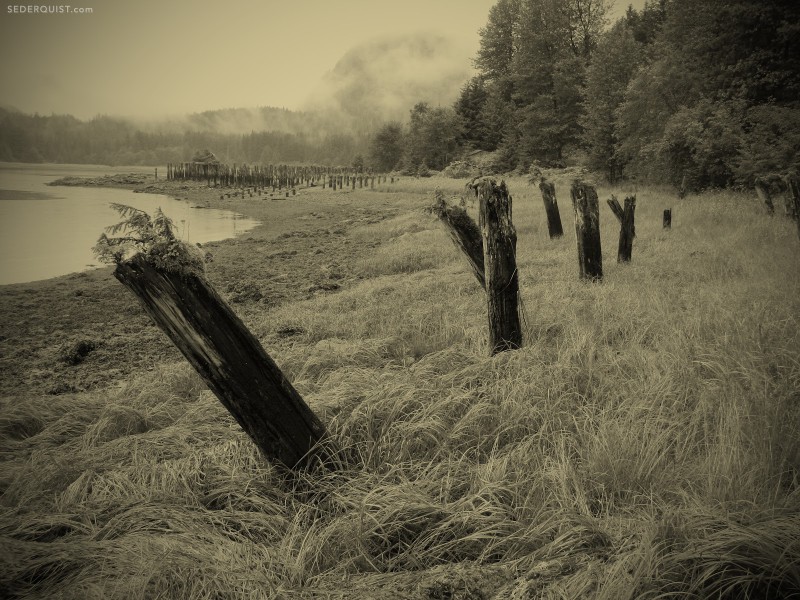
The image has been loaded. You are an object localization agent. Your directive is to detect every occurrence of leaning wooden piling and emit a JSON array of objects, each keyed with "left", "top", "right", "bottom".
[
  {"left": 113, "top": 254, "right": 334, "bottom": 470},
  {"left": 430, "top": 192, "right": 485, "bottom": 289},
  {"left": 755, "top": 178, "right": 775, "bottom": 214},
  {"left": 786, "top": 175, "right": 800, "bottom": 240},
  {"left": 607, "top": 195, "right": 636, "bottom": 263},
  {"left": 539, "top": 179, "right": 564, "bottom": 238}
]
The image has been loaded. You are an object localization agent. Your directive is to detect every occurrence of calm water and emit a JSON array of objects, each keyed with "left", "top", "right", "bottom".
[{"left": 0, "top": 163, "right": 259, "bottom": 285}]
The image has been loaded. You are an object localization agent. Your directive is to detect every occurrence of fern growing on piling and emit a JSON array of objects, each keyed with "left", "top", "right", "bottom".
[{"left": 93, "top": 203, "right": 205, "bottom": 275}]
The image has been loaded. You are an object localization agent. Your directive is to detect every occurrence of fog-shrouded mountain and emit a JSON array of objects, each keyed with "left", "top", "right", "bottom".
[
  {"left": 305, "top": 32, "right": 474, "bottom": 128},
  {"left": 145, "top": 31, "right": 474, "bottom": 135}
]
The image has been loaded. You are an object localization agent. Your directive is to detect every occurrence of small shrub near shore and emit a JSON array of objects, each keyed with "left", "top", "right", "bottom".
[{"left": 58, "top": 339, "right": 97, "bottom": 366}]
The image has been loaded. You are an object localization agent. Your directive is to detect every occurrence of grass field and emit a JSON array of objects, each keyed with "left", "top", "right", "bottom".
[{"left": 1, "top": 174, "right": 799, "bottom": 599}]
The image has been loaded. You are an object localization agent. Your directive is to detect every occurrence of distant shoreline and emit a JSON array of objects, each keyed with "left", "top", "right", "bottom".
[{"left": 0, "top": 189, "right": 63, "bottom": 201}]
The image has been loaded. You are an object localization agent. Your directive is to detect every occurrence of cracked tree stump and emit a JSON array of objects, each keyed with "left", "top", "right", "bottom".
[
  {"left": 570, "top": 181, "right": 603, "bottom": 281},
  {"left": 114, "top": 255, "right": 333, "bottom": 470}
]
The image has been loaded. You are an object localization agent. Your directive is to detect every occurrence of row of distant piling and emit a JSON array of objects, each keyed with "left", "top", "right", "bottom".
[
  {"left": 166, "top": 161, "right": 392, "bottom": 191},
  {"left": 211, "top": 173, "right": 397, "bottom": 200}
]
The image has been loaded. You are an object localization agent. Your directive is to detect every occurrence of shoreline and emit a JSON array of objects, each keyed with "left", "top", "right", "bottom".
[
  {"left": 1, "top": 174, "right": 260, "bottom": 290},
  {"left": 0, "top": 173, "right": 418, "bottom": 397}
]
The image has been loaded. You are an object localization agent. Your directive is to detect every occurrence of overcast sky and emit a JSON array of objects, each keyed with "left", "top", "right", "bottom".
[{"left": 0, "top": 0, "right": 646, "bottom": 120}]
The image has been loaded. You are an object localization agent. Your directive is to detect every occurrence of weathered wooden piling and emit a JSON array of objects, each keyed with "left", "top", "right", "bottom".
[
  {"left": 755, "top": 173, "right": 800, "bottom": 219},
  {"left": 678, "top": 173, "right": 687, "bottom": 199},
  {"left": 114, "top": 255, "right": 334, "bottom": 470},
  {"left": 607, "top": 195, "right": 636, "bottom": 263},
  {"left": 786, "top": 175, "right": 800, "bottom": 240},
  {"left": 430, "top": 192, "right": 485, "bottom": 289},
  {"left": 472, "top": 177, "right": 522, "bottom": 354},
  {"left": 570, "top": 181, "right": 603, "bottom": 281},
  {"left": 538, "top": 179, "right": 564, "bottom": 238},
  {"left": 755, "top": 177, "right": 775, "bottom": 214}
]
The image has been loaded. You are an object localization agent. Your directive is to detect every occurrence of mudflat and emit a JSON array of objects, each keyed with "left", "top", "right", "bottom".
[{"left": 0, "top": 175, "right": 417, "bottom": 396}]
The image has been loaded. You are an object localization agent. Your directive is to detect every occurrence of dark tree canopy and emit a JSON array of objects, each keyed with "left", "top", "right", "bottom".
[
  {"left": 401, "top": 103, "right": 463, "bottom": 172},
  {"left": 369, "top": 122, "right": 404, "bottom": 172},
  {"left": 470, "top": 0, "right": 608, "bottom": 167},
  {"left": 613, "top": 0, "right": 800, "bottom": 186}
]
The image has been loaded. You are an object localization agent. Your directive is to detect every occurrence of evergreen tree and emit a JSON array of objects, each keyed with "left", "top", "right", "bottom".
[
  {"left": 510, "top": 0, "right": 607, "bottom": 164},
  {"left": 475, "top": 0, "right": 522, "bottom": 83},
  {"left": 582, "top": 19, "right": 643, "bottom": 181},
  {"left": 455, "top": 76, "right": 492, "bottom": 150},
  {"left": 369, "top": 122, "right": 404, "bottom": 172},
  {"left": 403, "top": 103, "right": 462, "bottom": 171},
  {"left": 479, "top": 82, "right": 516, "bottom": 152}
]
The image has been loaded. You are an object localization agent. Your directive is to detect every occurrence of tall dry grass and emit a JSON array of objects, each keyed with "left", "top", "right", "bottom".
[{"left": 2, "top": 176, "right": 799, "bottom": 598}]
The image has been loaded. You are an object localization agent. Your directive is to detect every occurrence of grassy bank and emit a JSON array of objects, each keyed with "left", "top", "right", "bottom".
[{"left": 1, "top": 175, "right": 799, "bottom": 598}]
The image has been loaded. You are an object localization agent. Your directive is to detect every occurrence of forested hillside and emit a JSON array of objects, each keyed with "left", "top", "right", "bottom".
[
  {"left": 372, "top": 0, "right": 800, "bottom": 188},
  {"left": 0, "top": 106, "right": 371, "bottom": 167}
]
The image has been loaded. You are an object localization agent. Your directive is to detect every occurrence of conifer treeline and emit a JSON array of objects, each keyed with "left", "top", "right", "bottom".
[{"left": 370, "top": 0, "right": 800, "bottom": 188}]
